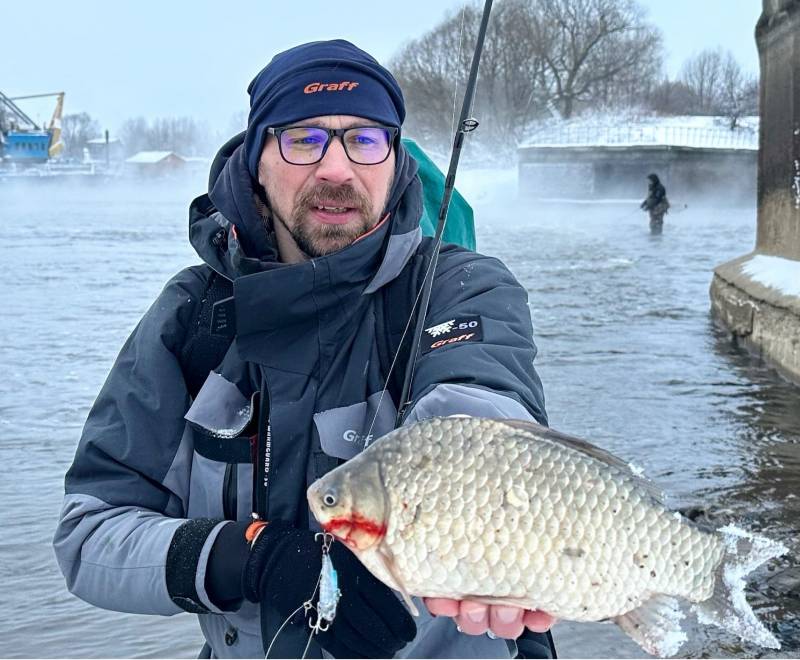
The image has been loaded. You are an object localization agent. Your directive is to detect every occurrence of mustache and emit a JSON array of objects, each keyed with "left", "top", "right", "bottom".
[{"left": 295, "top": 183, "right": 372, "bottom": 214}]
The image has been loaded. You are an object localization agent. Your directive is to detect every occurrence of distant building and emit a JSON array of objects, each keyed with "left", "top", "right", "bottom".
[
  {"left": 125, "top": 150, "right": 186, "bottom": 177},
  {"left": 86, "top": 137, "right": 124, "bottom": 164},
  {"left": 517, "top": 116, "right": 759, "bottom": 204}
]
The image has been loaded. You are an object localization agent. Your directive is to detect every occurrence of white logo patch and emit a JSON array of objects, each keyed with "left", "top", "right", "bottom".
[{"left": 425, "top": 319, "right": 455, "bottom": 337}]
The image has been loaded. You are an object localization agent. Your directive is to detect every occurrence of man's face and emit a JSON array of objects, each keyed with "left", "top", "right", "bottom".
[{"left": 258, "top": 114, "right": 396, "bottom": 258}]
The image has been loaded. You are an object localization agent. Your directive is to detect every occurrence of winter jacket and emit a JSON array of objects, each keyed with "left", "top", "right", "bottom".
[
  {"left": 641, "top": 176, "right": 668, "bottom": 212},
  {"left": 54, "top": 134, "right": 548, "bottom": 658}
]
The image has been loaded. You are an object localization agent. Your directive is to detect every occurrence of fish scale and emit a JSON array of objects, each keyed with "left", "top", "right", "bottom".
[{"left": 307, "top": 416, "right": 787, "bottom": 656}]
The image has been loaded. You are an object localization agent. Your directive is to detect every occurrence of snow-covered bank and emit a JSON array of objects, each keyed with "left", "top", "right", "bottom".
[{"left": 741, "top": 254, "right": 800, "bottom": 298}]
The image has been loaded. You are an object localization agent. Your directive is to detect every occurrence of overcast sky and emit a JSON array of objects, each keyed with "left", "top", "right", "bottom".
[{"left": 3, "top": 1, "right": 762, "bottom": 133}]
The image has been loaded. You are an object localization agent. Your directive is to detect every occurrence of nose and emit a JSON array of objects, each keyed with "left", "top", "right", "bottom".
[{"left": 314, "top": 136, "right": 355, "bottom": 184}]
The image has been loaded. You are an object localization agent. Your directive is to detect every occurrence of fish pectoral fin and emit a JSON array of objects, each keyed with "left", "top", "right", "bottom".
[
  {"left": 377, "top": 546, "right": 419, "bottom": 616},
  {"left": 614, "top": 595, "right": 687, "bottom": 657}
]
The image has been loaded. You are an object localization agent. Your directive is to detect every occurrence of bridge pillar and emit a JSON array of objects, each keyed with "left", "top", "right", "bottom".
[{"left": 710, "top": 0, "right": 800, "bottom": 384}]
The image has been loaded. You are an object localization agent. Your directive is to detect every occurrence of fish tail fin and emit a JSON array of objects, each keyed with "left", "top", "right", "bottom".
[
  {"left": 615, "top": 594, "right": 687, "bottom": 656},
  {"left": 693, "top": 524, "right": 787, "bottom": 650}
]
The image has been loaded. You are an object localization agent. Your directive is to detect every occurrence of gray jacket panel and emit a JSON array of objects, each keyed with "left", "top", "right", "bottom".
[{"left": 54, "top": 493, "right": 185, "bottom": 615}]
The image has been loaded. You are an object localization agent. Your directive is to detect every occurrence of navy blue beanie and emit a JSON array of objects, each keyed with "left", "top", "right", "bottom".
[{"left": 244, "top": 39, "right": 405, "bottom": 179}]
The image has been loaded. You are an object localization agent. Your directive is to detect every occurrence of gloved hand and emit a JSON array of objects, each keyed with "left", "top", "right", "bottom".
[{"left": 243, "top": 520, "right": 417, "bottom": 658}]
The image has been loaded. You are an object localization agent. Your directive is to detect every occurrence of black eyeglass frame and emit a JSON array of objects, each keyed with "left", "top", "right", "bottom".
[{"left": 267, "top": 125, "right": 399, "bottom": 166}]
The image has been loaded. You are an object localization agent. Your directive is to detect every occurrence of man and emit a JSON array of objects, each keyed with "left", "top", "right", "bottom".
[
  {"left": 54, "top": 40, "right": 553, "bottom": 658},
  {"left": 640, "top": 173, "right": 670, "bottom": 234}
]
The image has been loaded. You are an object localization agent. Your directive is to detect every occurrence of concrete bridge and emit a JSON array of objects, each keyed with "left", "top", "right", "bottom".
[{"left": 710, "top": 0, "right": 800, "bottom": 384}]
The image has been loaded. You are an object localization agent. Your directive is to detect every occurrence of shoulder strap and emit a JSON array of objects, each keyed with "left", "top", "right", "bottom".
[
  {"left": 179, "top": 269, "right": 235, "bottom": 399},
  {"left": 376, "top": 237, "right": 435, "bottom": 406}
]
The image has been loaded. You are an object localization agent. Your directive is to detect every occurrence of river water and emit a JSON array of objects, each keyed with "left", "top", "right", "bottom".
[{"left": 0, "top": 174, "right": 797, "bottom": 658}]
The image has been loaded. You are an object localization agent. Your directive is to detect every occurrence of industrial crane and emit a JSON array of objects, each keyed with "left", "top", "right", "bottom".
[{"left": 0, "top": 91, "right": 65, "bottom": 162}]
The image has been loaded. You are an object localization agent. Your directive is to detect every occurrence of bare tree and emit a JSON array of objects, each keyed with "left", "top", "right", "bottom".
[
  {"left": 678, "top": 48, "right": 758, "bottom": 124},
  {"left": 389, "top": 5, "right": 477, "bottom": 152},
  {"left": 119, "top": 117, "right": 150, "bottom": 156},
  {"left": 529, "top": 0, "right": 663, "bottom": 118},
  {"left": 61, "top": 112, "right": 102, "bottom": 160},
  {"left": 390, "top": 0, "right": 664, "bottom": 153},
  {"left": 718, "top": 52, "right": 758, "bottom": 128},
  {"left": 118, "top": 116, "right": 213, "bottom": 157},
  {"left": 680, "top": 48, "right": 725, "bottom": 113},
  {"left": 648, "top": 79, "right": 697, "bottom": 115}
]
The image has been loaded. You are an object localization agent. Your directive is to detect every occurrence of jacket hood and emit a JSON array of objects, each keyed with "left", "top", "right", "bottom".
[{"left": 189, "top": 131, "right": 422, "bottom": 290}]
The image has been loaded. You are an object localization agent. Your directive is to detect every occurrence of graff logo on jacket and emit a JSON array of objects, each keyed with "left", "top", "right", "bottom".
[
  {"left": 425, "top": 320, "right": 455, "bottom": 337},
  {"left": 303, "top": 81, "right": 360, "bottom": 94},
  {"left": 343, "top": 429, "right": 373, "bottom": 446},
  {"left": 421, "top": 316, "right": 484, "bottom": 354}
]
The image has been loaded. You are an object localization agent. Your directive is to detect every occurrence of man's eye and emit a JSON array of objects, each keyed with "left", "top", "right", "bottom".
[
  {"left": 290, "top": 136, "right": 324, "bottom": 145},
  {"left": 348, "top": 134, "right": 378, "bottom": 147}
]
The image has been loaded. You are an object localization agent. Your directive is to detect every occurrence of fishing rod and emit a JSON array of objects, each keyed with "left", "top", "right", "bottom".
[{"left": 394, "top": 0, "right": 494, "bottom": 427}]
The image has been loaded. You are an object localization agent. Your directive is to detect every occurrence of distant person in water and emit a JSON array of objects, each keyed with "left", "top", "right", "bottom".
[{"left": 640, "top": 173, "right": 670, "bottom": 233}]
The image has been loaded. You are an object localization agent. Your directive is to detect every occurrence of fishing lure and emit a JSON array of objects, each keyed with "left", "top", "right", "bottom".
[
  {"left": 265, "top": 532, "right": 343, "bottom": 660},
  {"left": 311, "top": 532, "right": 341, "bottom": 631}
]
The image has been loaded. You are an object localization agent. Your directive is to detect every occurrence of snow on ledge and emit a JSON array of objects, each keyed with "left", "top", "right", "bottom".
[{"left": 741, "top": 254, "right": 800, "bottom": 297}]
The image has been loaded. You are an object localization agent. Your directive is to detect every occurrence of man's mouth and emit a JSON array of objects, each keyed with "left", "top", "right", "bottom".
[
  {"left": 310, "top": 204, "right": 359, "bottom": 224},
  {"left": 315, "top": 205, "right": 350, "bottom": 214}
]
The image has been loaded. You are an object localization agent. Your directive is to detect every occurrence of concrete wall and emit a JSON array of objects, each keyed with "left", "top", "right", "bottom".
[
  {"left": 755, "top": 0, "right": 800, "bottom": 259},
  {"left": 710, "top": 0, "right": 800, "bottom": 386},
  {"left": 518, "top": 145, "right": 756, "bottom": 203}
]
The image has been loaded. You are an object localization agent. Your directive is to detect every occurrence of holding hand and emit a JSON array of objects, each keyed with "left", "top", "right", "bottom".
[
  {"left": 424, "top": 597, "right": 555, "bottom": 639},
  {"left": 243, "top": 521, "right": 416, "bottom": 658}
]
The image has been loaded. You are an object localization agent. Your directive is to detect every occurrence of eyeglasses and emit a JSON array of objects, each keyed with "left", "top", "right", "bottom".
[{"left": 267, "top": 125, "right": 398, "bottom": 166}]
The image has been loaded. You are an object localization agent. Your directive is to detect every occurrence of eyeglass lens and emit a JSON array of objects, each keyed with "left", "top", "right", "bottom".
[{"left": 279, "top": 127, "right": 392, "bottom": 165}]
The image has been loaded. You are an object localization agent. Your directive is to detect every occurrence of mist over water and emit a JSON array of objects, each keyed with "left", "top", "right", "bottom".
[{"left": 0, "top": 173, "right": 797, "bottom": 658}]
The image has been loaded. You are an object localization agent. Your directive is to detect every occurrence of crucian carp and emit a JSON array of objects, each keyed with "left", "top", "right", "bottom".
[{"left": 307, "top": 416, "right": 787, "bottom": 656}]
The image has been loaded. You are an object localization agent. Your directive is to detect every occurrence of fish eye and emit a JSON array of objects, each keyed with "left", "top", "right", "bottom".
[{"left": 323, "top": 491, "right": 337, "bottom": 507}]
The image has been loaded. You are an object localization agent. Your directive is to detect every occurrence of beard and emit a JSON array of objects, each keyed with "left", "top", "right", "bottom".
[{"left": 268, "top": 181, "right": 390, "bottom": 258}]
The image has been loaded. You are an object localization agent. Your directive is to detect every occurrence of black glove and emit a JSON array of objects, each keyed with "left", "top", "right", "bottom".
[{"left": 242, "top": 520, "right": 416, "bottom": 658}]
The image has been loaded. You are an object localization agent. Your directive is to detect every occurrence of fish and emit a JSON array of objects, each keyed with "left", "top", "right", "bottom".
[{"left": 307, "top": 416, "right": 788, "bottom": 656}]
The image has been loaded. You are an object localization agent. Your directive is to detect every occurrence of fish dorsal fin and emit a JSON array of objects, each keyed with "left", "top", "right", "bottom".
[{"left": 498, "top": 419, "right": 665, "bottom": 502}]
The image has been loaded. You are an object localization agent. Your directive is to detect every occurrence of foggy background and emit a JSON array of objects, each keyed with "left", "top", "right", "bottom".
[
  {"left": 3, "top": 0, "right": 761, "bottom": 161},
  {"left": 3, "top": 1, "right": 799, "bottom": 659}
]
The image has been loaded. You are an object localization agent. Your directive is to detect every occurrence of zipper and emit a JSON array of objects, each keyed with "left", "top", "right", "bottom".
[{"left": 222, "top": 463, "right": 238, "bottom": 520}]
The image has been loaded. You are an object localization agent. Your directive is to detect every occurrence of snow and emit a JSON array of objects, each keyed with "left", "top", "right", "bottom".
[
  {"left": 740, "top": 254, "right": 800, "bottom": 297},
  {"left": 520, "top": 114, "right": 758, "bottom": 151},
  {"left": 125, "top": 150, "right": 183, "bottom": 163}
]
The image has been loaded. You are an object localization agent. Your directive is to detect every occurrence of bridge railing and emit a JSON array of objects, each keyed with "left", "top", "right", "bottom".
[{"left": 523, "top": 124, "right": 758, "bottom": 150}]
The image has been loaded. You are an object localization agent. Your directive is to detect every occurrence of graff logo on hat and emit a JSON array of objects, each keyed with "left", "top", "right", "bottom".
[
  {"left": 304, "top": 81, "right": 361, "bottom": 94},
  {"left": 244, "top": 39, "right": 406, "bottom": 178}
]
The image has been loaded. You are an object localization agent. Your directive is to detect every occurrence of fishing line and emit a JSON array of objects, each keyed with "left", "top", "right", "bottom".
[
  {"left": 364, "top": 261, "right": 430, "bottom": 443},
  {"left": 265, "top": 602, "right": 307, "bottom": 660},
  {"left": 451, "top": 5, "right": 468, "bottom": 138},
  {"left": 364, "top": 3, "right": 473, "bottom": 444},
  {"left": 365, "top": 0, "right": 493, "bottom": 441},
  {"left": 264, "top": 533, "right": 339, "bottom": 660}
]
